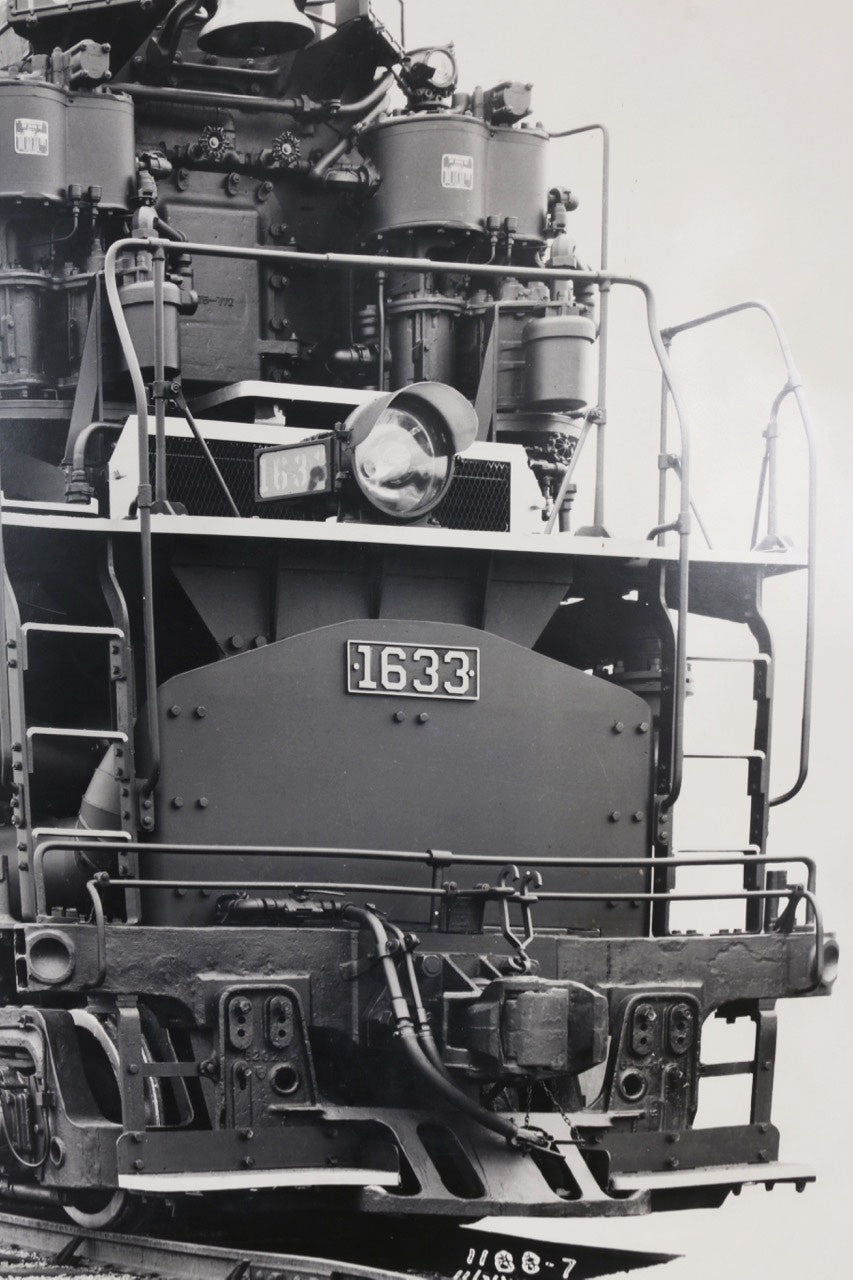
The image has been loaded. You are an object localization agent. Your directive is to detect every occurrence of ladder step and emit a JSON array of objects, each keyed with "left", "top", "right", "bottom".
[
  {"left": 27, "top": 727, "right": 127, "bottom": 742},
  {"left": 32, "top": 826, "right": 132, "bottom": 842},
  {"left": 684, "top": 751, "right": 765, "bottom": 761},
  {"left": 20, "top": 623, "right": 124, "bottom": 639},
  {"left": 687, "top": 654, "right": 770, "bottom": 664},
  {"left": 677, "top": 847, "right": 761, "bottom": 855}
]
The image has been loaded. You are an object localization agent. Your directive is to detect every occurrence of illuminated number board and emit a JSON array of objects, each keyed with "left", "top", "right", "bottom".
[
  {"left": 255, "top": 438, "right": 334, "bottom": 502},
  {"left": 347, "top": 641, "right": 480, "bottom": 701}
]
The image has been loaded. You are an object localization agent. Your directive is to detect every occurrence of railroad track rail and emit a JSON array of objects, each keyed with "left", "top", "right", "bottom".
[{"left": 0, "top": 1211, "right": 675, "bottom": 1280}]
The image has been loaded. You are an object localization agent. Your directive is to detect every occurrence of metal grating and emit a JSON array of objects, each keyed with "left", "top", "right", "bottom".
[
  {"left": 150, "top": 439, "right": 512, "bottom": 530},
  {"left": 149, "top": 437, "right": 314, "bottom": 521},
  {"left": 433, "top": 457, "right": 511, "bottom": 532}
]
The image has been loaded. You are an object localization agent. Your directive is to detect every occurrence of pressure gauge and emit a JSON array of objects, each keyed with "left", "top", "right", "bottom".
[{"left": 410, "top": 46, "right": 458, "bottom": 97}]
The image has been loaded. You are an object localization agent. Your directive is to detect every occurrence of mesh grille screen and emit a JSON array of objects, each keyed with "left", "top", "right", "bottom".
[{"left": 150, "top": 439, "right": 511, "bottom": 531}]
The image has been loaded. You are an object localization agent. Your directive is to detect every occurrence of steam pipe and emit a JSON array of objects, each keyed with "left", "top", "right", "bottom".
[
  {"left": 309, "top": 89, "right": 392, "bottom": 180},
  {"left": 119, "top": 72, "right": 395, "bottom": 121},
  {"left": 154, "top": 0, "right": 201, "bottom": 64}
]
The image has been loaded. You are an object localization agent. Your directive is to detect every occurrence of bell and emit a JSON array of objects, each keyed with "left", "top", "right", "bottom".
[{"left": 198, "top": 0, "right": 315, "bottom": 58}]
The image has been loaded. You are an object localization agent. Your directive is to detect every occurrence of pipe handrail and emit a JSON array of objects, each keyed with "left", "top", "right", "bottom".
[
  {"left": 660, "top": 300, "right": 816, "bottom": 808},
  {"left": 32, "top": 833, "right": 817, "bottom": 919}
]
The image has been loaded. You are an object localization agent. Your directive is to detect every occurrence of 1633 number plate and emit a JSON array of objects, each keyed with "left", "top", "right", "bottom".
[{"left": 347, "top": 640, "right": 479, "bottom": 701}]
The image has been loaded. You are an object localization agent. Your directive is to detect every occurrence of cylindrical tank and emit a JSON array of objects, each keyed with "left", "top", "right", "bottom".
[
  {"left": 67, "top": 91, "right": 135, "bottom": 209},
  {"left": 386, "top": 293, "right": 463, "bottom": 388},
  {"left": 523, "top": 314, "right": 596, "bottom": 412},
  {"left": 0, "top": 272, "right": 51, "bottom": 390},
  {"left": 360, "top": 113, "right": 491, "bottom": 236},
  {"left": 487, "top": 125, "right": 548, "bottom": 242},
  {"left": 0, "top": 80, "right": 69, "bottom": 203},
  {"left": 118, "top": 278, "right": 182, "bottom": 378}
]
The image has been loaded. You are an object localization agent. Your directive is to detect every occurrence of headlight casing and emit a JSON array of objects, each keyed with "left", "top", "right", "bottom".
[{"left": 343, "top": 382, "right": 479, "bottom": 522}]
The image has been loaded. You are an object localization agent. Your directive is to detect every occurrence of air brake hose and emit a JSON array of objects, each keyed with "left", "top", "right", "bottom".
[
  {"left": 385, "top": 922, "right": 452, "bottom": 1080},
  {"left": 342, "top": 904, "right": 550, "bottom": 1149}
]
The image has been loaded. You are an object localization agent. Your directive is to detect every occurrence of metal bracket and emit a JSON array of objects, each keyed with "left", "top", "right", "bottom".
[
  {"left": 53, "top": 1236, "right": 84, "bottom": 1266},
  {"left": 497, "top": 864, "right": 542, "bottom": 972}
]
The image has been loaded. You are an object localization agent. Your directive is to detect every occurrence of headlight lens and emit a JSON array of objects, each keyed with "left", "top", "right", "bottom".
[{"left": 353, "top": 406, "right": 452, "bottom": 517}]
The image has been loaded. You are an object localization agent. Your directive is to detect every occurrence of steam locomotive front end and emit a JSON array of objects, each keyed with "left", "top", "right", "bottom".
[{"left": 0, "top": 0, "right": 836, "bottom": 1230}]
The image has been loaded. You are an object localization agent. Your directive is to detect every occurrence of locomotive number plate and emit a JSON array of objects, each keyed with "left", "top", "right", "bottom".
[{"left": 347, "top": 640, "right": 479, "bottom": 701}]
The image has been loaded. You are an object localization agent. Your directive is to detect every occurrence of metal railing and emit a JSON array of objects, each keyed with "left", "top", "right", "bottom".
[
  {"left": 32, "top": 836, "right": 828, "bottom": 991},
  {"left": 659, "top": 301, "right": 817, "bottom": 807},
  {"left": 96, "top": 234, "right": 817, "bottom": 831}
]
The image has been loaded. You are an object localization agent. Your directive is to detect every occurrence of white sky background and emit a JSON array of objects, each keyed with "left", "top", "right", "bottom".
[{"left": 378, "top": 2, "right": 852, "bottom": 1276}]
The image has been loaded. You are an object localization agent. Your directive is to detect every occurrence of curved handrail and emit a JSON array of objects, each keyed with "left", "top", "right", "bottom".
[
  {"left": 661, "top": 300, "right": 816, "bottom": 807},
  {"left": 34, "top": 834, "right": 817, "bottom": 917}
]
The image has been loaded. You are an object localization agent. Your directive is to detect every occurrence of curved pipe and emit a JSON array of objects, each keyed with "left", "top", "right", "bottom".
[
  {"left": 155, "top": 0, "right": 202, "bottom": 64},
  {"left": 119, "top": 72, "right": 395, "bottom": 121},
  {"left": 662, "top": 300, "right": 815, "bottom": 808},
  {"left": 309, "top": 90, "right": 392, "bottom": 180},
  {"left": 385, "top": 921, "right": 451, "bottom": 1079},
  {"left": 102, "top": 239, "right": 161, "bottom": 798},
  {"left": 342, "top": 904, "right": 550, "bottom": 1148},
  {"left": 335, "top": 71, "right": 397, "bottom": 119},
  {"left": 86, "top": 877, "right": 108, "bottom": 988}
]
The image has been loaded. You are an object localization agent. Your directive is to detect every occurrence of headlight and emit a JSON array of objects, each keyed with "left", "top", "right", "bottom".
[
  {"left": 253, "top": 382, "right": 479, "bottom": 522},
  {"left": 345, "top": 382, "right": 479, "bottom": 521},
  {"left": 353, "top": 406, "right": 450, "bottom": 517}
]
